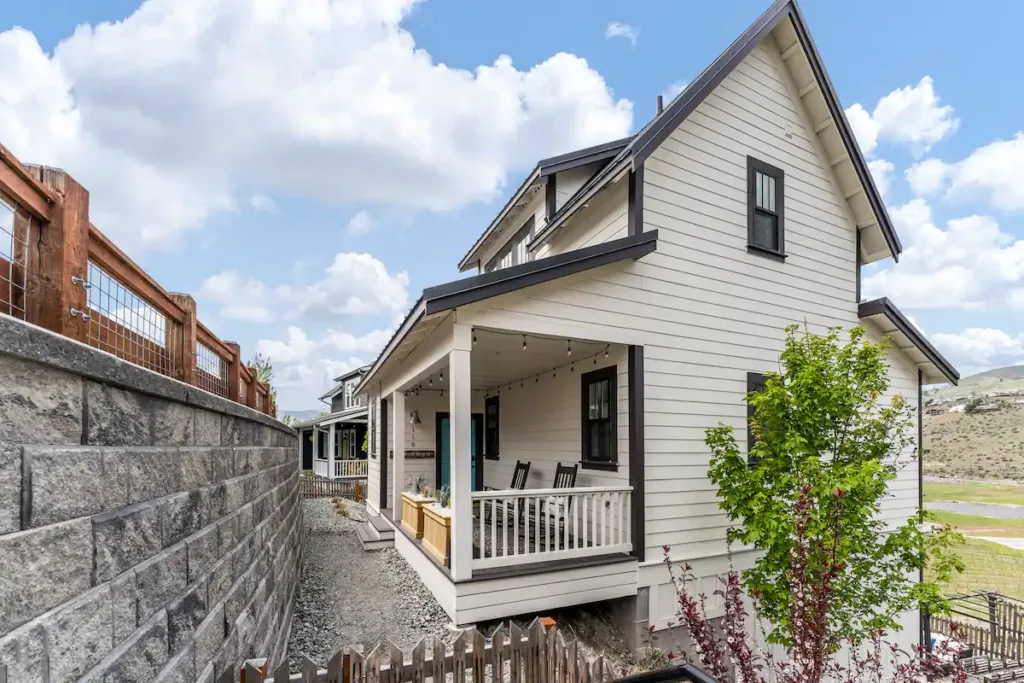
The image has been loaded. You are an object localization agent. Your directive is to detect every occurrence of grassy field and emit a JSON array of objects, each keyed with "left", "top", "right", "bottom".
[
  {"left": 927, "top": 538, "right": 1024, "bottom": 597},
  {"left": 924, "top": 480, "right": 1024, "bottom": 506},
  {"left": 929, "top": 509, "right": 1024, "bottom": 537},
  {"left": 924, "top": 406, "right": 1024, "bottom": 480}
]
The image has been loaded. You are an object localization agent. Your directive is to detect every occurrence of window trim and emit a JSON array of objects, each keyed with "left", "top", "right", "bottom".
[
  {"left": 369, "top": 398, "right": 377, "bottom": 458},
  {"left": 484, "top": 395, "right": 500, "bottom": 460},
  {"left": 746, "top": 156, "right": 786, "bottom": 260},
  {"left": 485, "top": 216, "right": 535, "bottom": 273},
  {"left": 580, "top": 365, "right": 618, "bottom": 471},
  {"left": 746, "top": 372, "right": 766, "bottom": 466}
]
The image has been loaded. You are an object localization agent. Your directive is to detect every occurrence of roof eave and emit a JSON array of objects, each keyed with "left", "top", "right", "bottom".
[{"left": 858, "top": 297, "right": 959, "bottom": 385}]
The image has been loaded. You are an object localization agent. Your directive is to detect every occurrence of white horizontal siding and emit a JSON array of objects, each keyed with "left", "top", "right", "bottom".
[
  {"left": 544, "top": 181, "right": 628, "bottom": 257},
  {"left": 459, "top": 36, "right": 921, "bottom": 574},
  {"left": 554, "top": 161, "right": 604, "bottom": 212}
]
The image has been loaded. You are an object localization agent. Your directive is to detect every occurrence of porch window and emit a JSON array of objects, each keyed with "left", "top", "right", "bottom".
[
  {"left": 746, "top": 372, "right": 766, "bottom": 465},
  {"left": 747, "top": 157, "right": 785, "bottom": 259},
  {"left": 485, "top": 395, "right": 499, "bottom": 459},
  {"left": 581, "top": 366, "right": 617, "bottom": 470}
]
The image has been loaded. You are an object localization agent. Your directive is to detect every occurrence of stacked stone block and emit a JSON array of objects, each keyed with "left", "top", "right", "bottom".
[{"left": 0, "top": 315, "right": 301, "bottom": 682}]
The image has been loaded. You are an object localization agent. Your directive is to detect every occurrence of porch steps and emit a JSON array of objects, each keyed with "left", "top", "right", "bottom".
[{"left": 357, "top": 516, "right": 394, "bottom": 551}]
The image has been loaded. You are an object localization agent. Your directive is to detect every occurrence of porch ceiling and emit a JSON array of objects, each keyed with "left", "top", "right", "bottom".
[{"left": 409, "top": 328, "right": 610, "bottom": 393}]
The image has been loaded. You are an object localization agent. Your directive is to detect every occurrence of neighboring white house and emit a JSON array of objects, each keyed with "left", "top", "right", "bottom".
[
  {"left": 352, "top": 0, "right": 959, "bottom": 646},
  {"left": 295, "top": 365, "right": 371, "bottom": 479}
]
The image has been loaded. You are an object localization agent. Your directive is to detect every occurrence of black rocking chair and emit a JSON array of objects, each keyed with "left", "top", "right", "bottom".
[{"left": 484, "top": 460, "right": 531, "bottom": 491}]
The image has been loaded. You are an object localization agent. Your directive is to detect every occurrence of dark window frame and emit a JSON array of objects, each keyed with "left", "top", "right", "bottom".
[
  {"left": 747, "top": 157, "right": 786, "bottom": 261},
  {"left": 746, "top": 372, "right": 766, "bottom": 466},
  {"left": 485, "top": 216, "right": 535, "bottom": 273},
  {"left": 580, "top": 365, "right": 618, "bottom": 471},
  {"left": 484, "top": 395, "right": 500, "bottom": 460}
]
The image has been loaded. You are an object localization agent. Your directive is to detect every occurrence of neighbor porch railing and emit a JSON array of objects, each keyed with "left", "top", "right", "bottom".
[
  {"left": 929, "top": 592, "right": 1024, "bottom": 661},
  {"left": 469, "top": 486, "right": 632, "bottom": 570},
  {"left": 313, "top": 459, "right": 329, "bottom": 478},
  {"left": 334, "top": 459, "right": 368, "bottom": 479}
]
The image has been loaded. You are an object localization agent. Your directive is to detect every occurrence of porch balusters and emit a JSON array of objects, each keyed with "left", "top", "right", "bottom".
[{"left": 467, "top": 486, "right": 633, "bottom": 570}]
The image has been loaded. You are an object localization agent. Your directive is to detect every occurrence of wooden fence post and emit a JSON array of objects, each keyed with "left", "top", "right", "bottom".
[
  {"left": 26, "top": 166, "right": 90, "bottom": 342},
  {"left": 170, "top": 293, "right": 197, "bottom": 385},
  {"left": 226, "top": 341, "right": 242, "bottom": 402}
]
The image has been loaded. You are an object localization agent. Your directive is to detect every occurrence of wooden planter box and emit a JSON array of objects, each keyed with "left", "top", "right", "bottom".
[
  {"left": 422, "top": 504, "right": 452, "bottom": 567},
  {"left": 400, "top": 492, "right": 433, "bottom": 539}
]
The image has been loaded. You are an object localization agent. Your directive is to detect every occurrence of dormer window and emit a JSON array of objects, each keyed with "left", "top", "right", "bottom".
[
  {"left": 485, "top": 216, "right": 534, "bottom": 272},
  {"left": 747, "top": 157, "right": 785, "bottom": 260}
]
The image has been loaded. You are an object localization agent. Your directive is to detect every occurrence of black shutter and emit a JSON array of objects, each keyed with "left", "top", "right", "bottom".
[{"left": 747, "top": 372, "right": 766, "bottom": 465}]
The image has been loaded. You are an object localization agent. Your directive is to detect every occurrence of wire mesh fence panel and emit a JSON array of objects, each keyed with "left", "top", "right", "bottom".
[
  {"left": 86, "top": 261, "right": 182, "bottom": 378},
  {"left": 196, "top": 340, "right": 229, "bottom": 397},
  {"left": 0, "top": 192, "right": 31, "bottom": 320}
]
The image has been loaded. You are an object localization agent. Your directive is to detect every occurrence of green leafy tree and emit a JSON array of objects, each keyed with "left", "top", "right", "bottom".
[
  {"left": 705, "top": 325, "right": 963, "bottom": 650},
  {"left": 247, "top": 353, "right": 277, "bottom": 412}
]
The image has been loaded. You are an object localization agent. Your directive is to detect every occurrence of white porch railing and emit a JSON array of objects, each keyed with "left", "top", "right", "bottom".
[
  {"left": 469, "top": 486, "right": 632, "bottom": 570},
  {"left": 313, "top": 459, "right": 329, "bottom": 478},
  {"left": 334, "top": 459, "right": 368, "bottom": 479}
]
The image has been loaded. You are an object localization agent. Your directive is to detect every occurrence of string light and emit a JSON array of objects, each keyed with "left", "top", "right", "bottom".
[
  {"left": 605, "top": 348, "right": 609, "bottom": 359},
  {"left": 567, "top": 340, "right": 572, "bottom": 357},
  {"left": 472, "top": 332, "right": 477, "bottom": 347},
  {"left": 429, "top": 376, "right": 433, "bottom": 386},
  {"left": 571, "top": 362, "right": 575, "bottom": 373},
  {"left": 522, "top": 335, "right": 527, "bottom": 351},
  {"left": 439, "top": 369, "right": 444, "bottom": 382}
]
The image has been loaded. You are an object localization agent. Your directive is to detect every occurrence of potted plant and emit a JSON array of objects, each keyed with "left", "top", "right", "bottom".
[
  {"left": 422, "top": 484, "right": 451, "bottom": 566},
  {"left": 400, "top": 475, "right": 433, "bottom": 539}
]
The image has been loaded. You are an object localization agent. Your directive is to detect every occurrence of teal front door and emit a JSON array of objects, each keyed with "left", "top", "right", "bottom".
[{"left": 436, "top": 413, "right": 483, "bottom": 491}]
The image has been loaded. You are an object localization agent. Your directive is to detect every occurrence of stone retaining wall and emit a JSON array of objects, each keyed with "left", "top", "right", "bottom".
[{"left": 0, "top": 315, "right": 302, "bottom": 682}]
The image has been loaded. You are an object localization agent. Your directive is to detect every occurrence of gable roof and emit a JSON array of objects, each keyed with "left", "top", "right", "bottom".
[
  {"left": 456, "top": 137, "right": 633, "bottom": 272},
  {"left": 357, "top": 230, "right": 658, "bottom": 394},
  {"left": 859, "top": 298, "right": 959, "bottom": 385},
  {"left": 529, "top": 0, "right": 902, "bottom": 264}
]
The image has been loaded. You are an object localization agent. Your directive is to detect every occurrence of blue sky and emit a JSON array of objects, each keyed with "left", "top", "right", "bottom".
[{"left": 2, "top": 0, "right": 1022, "bottom": 409}]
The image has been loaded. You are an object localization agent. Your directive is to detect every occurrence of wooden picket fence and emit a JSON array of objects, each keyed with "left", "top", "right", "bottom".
[
  {"left": 962, "top": 656, "right": 1024, "bottom": 683},
  {"left": 225, "top": 619, "right": 619, "bottom": 683},
  {"left": 931, "top": 592, "right": 1024, "bottom": 662},
  {"left": 301, "top": 476, "right": 364, "bottom": 501}
]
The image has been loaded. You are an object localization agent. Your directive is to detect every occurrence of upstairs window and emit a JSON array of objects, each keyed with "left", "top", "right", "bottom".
[
  {"left": 747, "top": 157, "right": 785, "bottom": 259},
  {"left": 344, "top": 381, "right": 356, "bottom": 409},
  {"left": 485, "top": 216, "right": 534, "bottom": 272},
  {"left": 746, "top": 372, "right": 766, "bottom": 465}
]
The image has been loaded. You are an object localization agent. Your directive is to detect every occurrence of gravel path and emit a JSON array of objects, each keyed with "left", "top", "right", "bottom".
[{"left": 288, "top": 498, "right": 452, "bottom": 668}]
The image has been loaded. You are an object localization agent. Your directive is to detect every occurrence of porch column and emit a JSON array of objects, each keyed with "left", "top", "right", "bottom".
[
  {"left": 327, "top": 424, "right": 336, "bottom": 480},
  {"left": 449, "top": 323, "right": 473, "bottom": 580},
  {"left": 391, "top": 390, "right": 406, "bottom": 518}
]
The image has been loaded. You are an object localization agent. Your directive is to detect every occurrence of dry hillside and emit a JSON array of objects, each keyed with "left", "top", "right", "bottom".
[{"left": 923, "top": 403, "right": 1024, "bottom": 481}]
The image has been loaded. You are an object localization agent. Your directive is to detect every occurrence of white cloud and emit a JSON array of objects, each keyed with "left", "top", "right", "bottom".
[
  {"left": 867, "top": 159, "right": 895, "bottom": 197},
  {"left": 605, "top": 22, "right": 639, "bottom": 46},
  {"left": 199, "top": 250, "right": 409, "bottom": 325},
  {"left": 347, "top": 210, "right": 373, "bottom": 235},
  {"left": 844, "top": 77, "right": 958, "bottom": 157},
  {"left": 905, "top": 158, "right": 948, "bottom": 196},
  {"left": 932, "top": 328, "right": 1024, "bottom": 370},
  {"left": 249, "top": 193, "right": 278, "bottom": 213},
  {"left": 661, "top": 81, "right": 688, "bottom": 104},
  {"left": 197, "top": 271, "right": 275, "bottom": 322},
  {"left": 257, "top": 324, "right": 395, "bottom": 408},
  {"left": 942, "top": 133, "right": 1024, "bottom": 212},
  {"left": 0, "top": 0, "right": 633, "bottom": 252},
  {"left": 863, "top": 198, "right": 1024, "bottom": 309}
]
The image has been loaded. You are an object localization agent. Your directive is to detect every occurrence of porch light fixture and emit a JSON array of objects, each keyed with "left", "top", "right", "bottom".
[{"left": 408, "top": 410, "right": 422, "bottom": 425}]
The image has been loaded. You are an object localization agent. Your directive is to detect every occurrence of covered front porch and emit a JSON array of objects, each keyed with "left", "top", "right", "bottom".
[
  {"left": 366, "top": 320, "right": 643, "bottom": 623},
  {"left": 296, "top": 409, "right": 369, "bottom": 480}
]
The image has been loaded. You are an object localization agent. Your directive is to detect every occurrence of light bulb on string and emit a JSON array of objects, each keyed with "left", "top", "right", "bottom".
[
  {"left": 472, "top": 332, "right": 477, "bottom": 347},
  {"left": 439, "top": 369, "right": 444, "bottom": 382},
  {"left": 567, "top": 340, "right": 572, "bottom": 357},
  {"left": 522, "top": 335, "right": 527, "bottom": 351}
]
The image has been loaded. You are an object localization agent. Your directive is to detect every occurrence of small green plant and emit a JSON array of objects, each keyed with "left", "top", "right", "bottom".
[
  {"left": 436, "top": 484, "right": 451, "bottom": 508},
  {"left": 406, "top": 474, "right": 427, "bottom": 495}
]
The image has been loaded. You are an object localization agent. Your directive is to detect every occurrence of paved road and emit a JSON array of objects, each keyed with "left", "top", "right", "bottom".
[
  {"left": 974, "top": 536, "right": 1024, "bottom": 551},
  {"left": 926, "top": 501, "right": 1024, "bottom": 519}
]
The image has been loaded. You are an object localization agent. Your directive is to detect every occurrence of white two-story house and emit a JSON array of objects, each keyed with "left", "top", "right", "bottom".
[
  {"left": 295, "top": 365, "right": 371, "bottom": 479},
  {"left": 353, "top": 0, "right": 958, "bottom": 646}
]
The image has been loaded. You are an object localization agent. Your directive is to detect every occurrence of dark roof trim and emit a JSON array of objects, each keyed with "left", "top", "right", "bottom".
[
  {"left": 537, "top": 137, "right": 633, "bottom": 177},
  {"left": 331, "top": 364, "right": 371, "bottom": 383},
  {"left": 628, "top": 0, "right": 900, "bottom": 261},
  {"left": 858, "top": 297, "right": 959, "bottom": 385},
  {"left": 535, "top": 0, "right": 901, "bottom": 263},
  {"left": 425, "top": 230, "right": 657, "bottom": 315},
  {"left": 458, "top": 137, "right": 633, "bottom": 271},
  {"left": 353, "top": 297, "right": 426, "bottom": 396}
]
